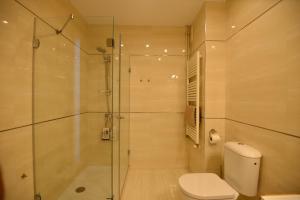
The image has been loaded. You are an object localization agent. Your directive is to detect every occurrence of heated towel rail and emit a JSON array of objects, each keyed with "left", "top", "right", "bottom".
[{"left": 186, "top": 51, "right": 201, "bottom": 144}]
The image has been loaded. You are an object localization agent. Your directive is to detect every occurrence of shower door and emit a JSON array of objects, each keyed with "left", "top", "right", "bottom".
[{"left": 32, "top": 16, "right": 119, "bottom": 200}]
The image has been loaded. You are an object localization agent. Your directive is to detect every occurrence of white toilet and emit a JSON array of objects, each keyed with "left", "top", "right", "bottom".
[{"left": 179, "top": 142, "right": 262, "bottom": 200}]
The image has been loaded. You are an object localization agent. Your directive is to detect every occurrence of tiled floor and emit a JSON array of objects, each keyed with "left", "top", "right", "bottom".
[
  {"left": 121, "top": 168, "right": 187, "bottom": 200},
  {"left": 58, "top": 165, "right": 111, "bottom": 200}
]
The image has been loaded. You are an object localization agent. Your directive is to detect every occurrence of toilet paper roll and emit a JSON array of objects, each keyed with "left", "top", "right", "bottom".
[{"left": 209, "top": 133, "right": 221, "bottom": 144}]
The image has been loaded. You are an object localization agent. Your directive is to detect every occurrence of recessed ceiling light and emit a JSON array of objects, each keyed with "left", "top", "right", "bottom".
[
  {"left": 121, "top": 43, "right": 124, "bottom": 47},
  {"left": 182, "top": 49, "right": 186, "bottom": 53},
  {"left": 164, "top": 49, "right": 168, "bottom": 53},
  {"left": 145, "top": 44, "right": 150, "bottom": 48},
  {"left": 2, "top": 20, "right": 8, "bottom": 24},
  {"left": 231, "top": 25, "right": 236, "bottom": 29},
  {"left": 211, "top": 45, "right": 216, "bottom": 49},
  {"left": 158, "top": 57, "right": 162, "bottom": 61},
  {"left": 171, "top": 74, "right": 178, "bottom": 79}
]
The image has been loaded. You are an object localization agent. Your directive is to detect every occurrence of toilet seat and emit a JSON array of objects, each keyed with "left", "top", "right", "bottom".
[{"left": 178, "top": 173, "right": 238, "bottom": 200}]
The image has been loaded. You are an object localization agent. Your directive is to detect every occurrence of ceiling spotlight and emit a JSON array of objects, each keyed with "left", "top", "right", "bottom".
[
  {"left": 182, "top": 49, "right": 186, "bottom": 53},
  {"left": 158, "top": 57, "right": 162, "bottom": 61},
  {"left": 211, "top": 45, "right": 216, "bottom": 49},
  {"left": 171, "top": 74, "right": 178, "bottom": 79},
  {"left": 231, "top": 25, "right": 236, "bottom": 29},
  {"left": 164, "top": 49, "right": 168, "bottom": 53},
  {"left": 2, "top": 20, "right": 8, "bottom": 24},
  {"left": 145, "top": 44, "right": 150, "bottom": 48},
  {"left": 121, "top": 43, "right": 124, "bottom": 47}
]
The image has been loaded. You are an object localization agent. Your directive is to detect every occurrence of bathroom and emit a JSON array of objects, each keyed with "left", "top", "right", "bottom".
[{"left": 0, "top": 0, "right": 299, "bottom": 200}]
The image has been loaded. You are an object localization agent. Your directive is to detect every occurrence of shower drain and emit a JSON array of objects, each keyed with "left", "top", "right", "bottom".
[{"left": 75, "top": 186, "right": 86, "bottom": 193}]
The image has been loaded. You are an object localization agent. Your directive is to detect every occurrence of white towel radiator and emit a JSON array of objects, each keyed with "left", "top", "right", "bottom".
[{"left": 186, "top": 51, "right": 201, "bottom": 144}]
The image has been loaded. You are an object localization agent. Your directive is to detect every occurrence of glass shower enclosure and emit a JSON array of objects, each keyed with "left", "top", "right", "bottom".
[{"left": 32, "top": 15, "right": 123, "bottom": 200}]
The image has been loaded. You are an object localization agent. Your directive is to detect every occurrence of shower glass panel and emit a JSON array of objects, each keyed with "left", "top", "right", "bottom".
[
  {"left": 32, "top": 16, "right": 119, "bottom": 200},
  {"left": 118, "top": 34, "right": 130, "bottom": 194}
]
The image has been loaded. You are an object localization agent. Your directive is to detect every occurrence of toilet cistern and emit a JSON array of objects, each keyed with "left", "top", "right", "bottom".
[{"left": 178, "top": 141, "right": 262, "bottom": 200}]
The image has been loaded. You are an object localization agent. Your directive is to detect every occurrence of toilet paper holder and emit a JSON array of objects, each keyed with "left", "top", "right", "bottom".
[{"left": 209, "top": 129, "right": 221, "bottom": 145}]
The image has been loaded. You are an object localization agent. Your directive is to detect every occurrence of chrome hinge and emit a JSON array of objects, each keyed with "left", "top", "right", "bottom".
[
  {"left": 34, "top": 193, "right": 42, "bottom": 200},
  {"left": 33, "top": 38, "right": 40, "bottom": 49}
]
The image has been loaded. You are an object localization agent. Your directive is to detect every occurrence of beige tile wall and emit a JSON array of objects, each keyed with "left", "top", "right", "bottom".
[
  {"left": 205, "top": 41, "right": 226, "bottom": 119},
  {"left": 34, "top": 20, "right": 88, "bottom": 122},
  {"left": 129, "top": 55, "right": 187, "bottom": 169},
  {"left": 225, "top": 0, "right": 300, "bottom": 196},
  {"left": 85, "top": 24, "right": 130, "bottom": 194},
  {"left": 226, "top": 0, "right": 300, "bottom": 137},
  {"left": 34, "top": 115, "right": 87, "bottom": 200},
  {"left": 0, "top": 127, "right": 34, "bottom": 200},
  {"left": 130, "top": 55, "right": 186, "bottom": 113},
  {"left": 190, "top": 0, "right": 300, "bottom": 195},
  {"left": 203, "top": 118, "right": 225, "bottom": 175},
  {"left": 186, "top": 121, "right": 205, "bottom": 172},
  {"left": 83, "top": 113, "right": 112, "bottom": 166},
  {"left": 130, "top": 113, "right": 187, "bottom": 169},
  {"left": 0, "top": 0, "right": 103, "bottom": 199},
  {"left": 121, "top": 26, "right": 187, "bottom": 170},
  {"left": 186, "top": 117, "right": 226, "bottom": 176},
  {"left": 119, "top": 26, "right": 186, "bottom": 55},
  {"left": 205, "top": 1, "right": 227, "bottom": 41},
  {"left": 188, "top": 1, "right": 227, "bottom": 173},
  {"left": 0, "top": 1, "right": 35, "bottom": 199},
  {"left": 226, "top": 0, "right": 281, "bottom": 37},
  {"left": 226, "top": 120, "right": 300, "bottom": 194},
  {"left": 190, "top": 5, "right": 206, "bottom": 53},
  {"left": 87, "top": 55, "right": 108, "bottom": 112},
  {"left": 0, "top": 0, "right": 33, "bottom": 131},
  {"left": 18, "top": 0, "right": 89, "bottom": 50},
  {"left": 190, "top": 3, "right": 300, "bottom": 195}
]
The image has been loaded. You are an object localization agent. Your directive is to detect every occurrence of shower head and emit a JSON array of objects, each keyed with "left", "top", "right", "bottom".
[
  {"left": 96, "top": 47, "right": 106, "bottom": 54},
  {"left": 96, "top": 47, "right": 110, "bottom": 63}
]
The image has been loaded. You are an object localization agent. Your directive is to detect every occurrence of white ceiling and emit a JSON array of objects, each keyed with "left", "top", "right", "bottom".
[{"left": 70, "top": 0, "right": 204, "bottom": 26}]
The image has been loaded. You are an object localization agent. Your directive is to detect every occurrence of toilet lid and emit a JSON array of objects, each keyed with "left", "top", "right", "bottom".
[{"left": 179, "top": 173, "right": 238, "bottom": 200}]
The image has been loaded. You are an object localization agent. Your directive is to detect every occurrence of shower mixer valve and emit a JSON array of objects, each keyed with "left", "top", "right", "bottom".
[{"left": 102, "top": 128, "right": 111, "bottom": 140}]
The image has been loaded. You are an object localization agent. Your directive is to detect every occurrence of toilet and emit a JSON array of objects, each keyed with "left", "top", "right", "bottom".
[{"left": 179, "top": 142, "right": 262, "bottom": 200}]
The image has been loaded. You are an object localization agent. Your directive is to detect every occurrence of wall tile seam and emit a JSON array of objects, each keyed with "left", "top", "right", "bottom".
[
  {"left": 190, "top": 39, "right": 225, "bottom": 56},
  {"left": 129, "top": 54, "right": 186, "bottom": 57},
  {"left": 200, "top": 117, "right": 300, "bottom": 139},
  {"left": 191, "top": 0, "right": 283, "bottom": 55},
  {"left": 129, "top": 112, "right": 184, "bottom": 113},
  {"left": 0, "top": 124, "right": 32, "bottom": 134},
  {"left": 0, "top": 111, "right": 184, "bottom": 134},
  {"left": 0, "top": 112, "right": 90, "bottom": 134},
  {"left": 225, "top": 0, "right": 283, "bottom": 41}
]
